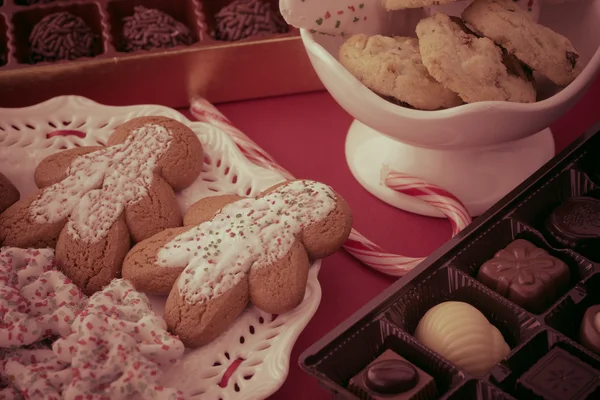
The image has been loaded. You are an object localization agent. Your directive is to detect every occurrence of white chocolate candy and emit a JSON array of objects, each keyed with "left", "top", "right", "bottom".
[{"left": 414, "top": 301, "right": 510, "bottom": 376}]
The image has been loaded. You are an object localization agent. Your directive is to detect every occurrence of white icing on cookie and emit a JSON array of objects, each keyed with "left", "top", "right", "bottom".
[
  {"left": 0, "top": 247, "right": 87, "bottom": 347},
  {"left": 157, "top": 180, "right": 336, "bottom": 304},
  {"left": 29, "top": 124, "right": 173, "bottom": 243},
  {"left": 52, "top": 279, "right": 185, "bottom": 399},
  {"left": 279, "top": 0, "right": 386, "bottom": 36},
  {"left": 2, "top": 348, "right": 68, "bottom": 399}
]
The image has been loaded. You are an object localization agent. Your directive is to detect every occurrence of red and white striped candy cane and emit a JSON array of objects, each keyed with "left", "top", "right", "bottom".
[{"left": 189, "top": 97, "right": 472, "bottom": 277}]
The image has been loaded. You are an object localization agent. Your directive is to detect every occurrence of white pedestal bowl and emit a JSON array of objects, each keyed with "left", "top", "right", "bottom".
[{"left": 296, "top": 0, "right": 600, "bottom": 217}]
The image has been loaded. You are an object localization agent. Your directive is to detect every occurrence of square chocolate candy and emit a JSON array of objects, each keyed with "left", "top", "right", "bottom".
[
  {"left": 517, "top": 347, "right": 600, "bottom": 400},
  {"left": 348, "top": 349, "right": 437, "bottom": 400},
  {"left": 477, "top": 239, "right": 570, "bottom": 313}
]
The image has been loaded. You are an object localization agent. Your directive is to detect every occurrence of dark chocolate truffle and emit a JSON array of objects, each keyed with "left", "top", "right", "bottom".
[
  {"left": 517, "top": 347, "right": 599, "bottom": 400},
  {"left": 348, "top": 349, "right": 437, "bottom": 400},
  {"left": 214, "top": 0, "right": 289, "bottom": 42},
  {"left": 579, "top": 304, "right": 600, "bottom": 355},
  {"left": 28, "top": 12, "right": 98, "bottom": 64},
  {"left": 477, "top": 239, "right": 570, "bottom": 313},
  {"left": 120, "top": 6, "right": 194, "bottom": 52},
  {"left": 546, "top": 196, "right": 600, "bottom": 253}
]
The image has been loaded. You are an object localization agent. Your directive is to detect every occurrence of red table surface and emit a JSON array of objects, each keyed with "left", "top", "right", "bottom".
[{"left": 182, "top": 76, "right": 600, "bottom": 399}]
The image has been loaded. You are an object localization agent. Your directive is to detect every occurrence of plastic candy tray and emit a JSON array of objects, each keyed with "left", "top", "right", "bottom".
[{"left": 299, "top": 121, "right": 600, "bottom": 400}]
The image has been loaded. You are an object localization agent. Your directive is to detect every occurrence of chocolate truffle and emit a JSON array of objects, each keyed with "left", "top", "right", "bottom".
[
  {"left": 517, "top": 347, "right": 599, "bottom": 400},
  {"left": 214, "top": 0, "right": 289, "bottom": 42},
  {"left": 348, "top": 349, "right": 437, "bottom": 400},
  {"left": 120, "top": 6, "right": 194, "bottom": 53},
  {"left": 414, "top": 301, "right": 510, "bottom": 377},
  {"left": 579, "top": 304, "right": 600, "bottom": 355},
  {"left": 546, "top": 196, "right": 600, "bottom": 254},
  {"left": 28, "top": 12, "right": 98, "bottom": 64},
  {"left": 477, "top": 239, "right": 570, "bottom": 313}
]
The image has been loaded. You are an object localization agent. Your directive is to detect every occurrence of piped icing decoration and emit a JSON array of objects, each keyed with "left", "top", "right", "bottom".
[
  {"left": 157, "top": 180, "right": 336, "bottom": 304},
  {"left": 279, "top": 0, "right": 377, "bottom": 36},
  {"left": 1, "top": 347, "right": 69, "bottom": 399},
  {"left": 52, "top": 279, "right": 185, "bottom": 399},
  {"left": 29, "top": 123, "right": 173, "bottom": 243},
  {"left": 0, "top": 247, "right": 87, "bottom": 347},
  {"left": 415, "top": 301, "right": 510, "bottom": 377}
]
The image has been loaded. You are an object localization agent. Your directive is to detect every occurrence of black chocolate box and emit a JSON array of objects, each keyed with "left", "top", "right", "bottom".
[{"left": 300, "top": 121, "right": 600, "bottom": 400}]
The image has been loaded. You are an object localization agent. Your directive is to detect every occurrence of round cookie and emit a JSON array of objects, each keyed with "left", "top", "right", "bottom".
[
  {"left": 0, "top": 172, "right": 19, "bottom": 215},
  {"left": 339, "top": 34, "right": 462, "bottom": 110},
  {"left": 383, "top": 0, "right": 458, "bottom": 10},
  {"left": 462, "top": 0, "right": 582, "bottom": 86},
  {"left": 416, "top": 13, "right": 536, "bottom": 104}
]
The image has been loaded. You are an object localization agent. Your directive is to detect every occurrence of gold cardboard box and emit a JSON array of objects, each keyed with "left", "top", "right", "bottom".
[{"left": 0, "top": 0, "right": 323, "bottom": 107}]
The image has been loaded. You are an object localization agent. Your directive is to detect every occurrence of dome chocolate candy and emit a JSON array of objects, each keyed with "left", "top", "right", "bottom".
[
  {"left": 546, "top": 196, "right": 600, "bottom": 257},
  {"left": 348, "top": 349, "right": 437, "bottom": 399}
]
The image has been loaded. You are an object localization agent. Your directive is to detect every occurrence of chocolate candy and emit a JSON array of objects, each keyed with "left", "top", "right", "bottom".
[
  {"left": 517, "top": 347, "right": 600, "bottom": 399},
  {"left": 120, "top": 6, "right": 194, "bottom": 53},
  {"left": 477, "top": 239, "right": 570, "bottom": 313},
  {"left": 348, "top": 349, "right": 437, "bottom": 399},
  {"left": 214, "top": 0, "right": 289, "bottom": 42},
  {"left": 365, "top": 359, "right": 419, "bottom": 394},
  {"left": 546, "top": 196, "right": 600, "bottom": 254},
  {"left": 580, "top": 304, "right": 600, "bottom": 355},
  {"left": 414, "top": 301, "right": 510, "bottom": 377},
  {"left": 28, "top": 12, "right": 98, "bottom": 64}
]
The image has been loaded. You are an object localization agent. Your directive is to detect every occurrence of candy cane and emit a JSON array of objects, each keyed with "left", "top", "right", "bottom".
[{"left": 189, "top": 97, "right": 471, "bottom": 276}]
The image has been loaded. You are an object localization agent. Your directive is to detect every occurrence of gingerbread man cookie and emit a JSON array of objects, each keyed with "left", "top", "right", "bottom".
[
  {"left": 123, "top": 180, "right": 352, "bottom": 347},
  {"left": 0, "top": 116, "right": 204, "bottom": 295}
]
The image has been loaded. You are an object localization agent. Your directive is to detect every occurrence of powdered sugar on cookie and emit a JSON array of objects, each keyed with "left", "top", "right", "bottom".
[
  {"left": 158, "top": 180, "right": 336, "bottom": 304},
  {"left": 0, "top": 247, "right": 86, "bottom": 347},
  {"left": 29, "top": 123, "right": 173, "bottom": 243}
]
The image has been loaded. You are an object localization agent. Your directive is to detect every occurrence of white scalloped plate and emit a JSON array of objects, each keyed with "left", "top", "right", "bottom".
[{"left": 0, "top": 96, "right": 323, "bottom": 400}]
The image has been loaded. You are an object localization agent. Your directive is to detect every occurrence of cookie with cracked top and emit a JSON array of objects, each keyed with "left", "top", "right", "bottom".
[
  {"left": 383, "top": 0, "right": 458, "bottom": 10},
  {"left": 462, "top": 0, "right": 582, "bottom": 86},
  {"left": 339, "top": 34, "right": 462, "bottom": 110},
  {"left": 416, "top": 13, "right": 536, "bottom": 104}
]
